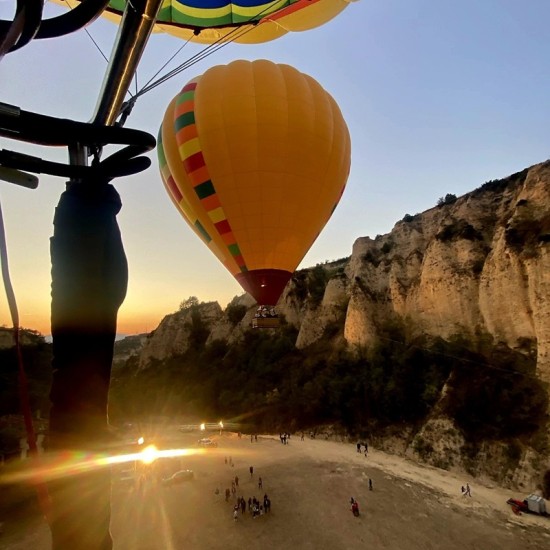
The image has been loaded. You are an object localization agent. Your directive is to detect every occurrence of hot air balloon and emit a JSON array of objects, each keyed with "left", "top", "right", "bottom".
[
  {"left": 159, "top": 59, "right": 351, "bottom": 324},
  {"left": 51, "top": 0, "right": 355, "bottom": 44}
]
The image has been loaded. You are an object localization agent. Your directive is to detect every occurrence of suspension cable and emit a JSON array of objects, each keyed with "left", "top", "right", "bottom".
[{"left": 132, "top": 1, "right": 280, "bottom": 101}]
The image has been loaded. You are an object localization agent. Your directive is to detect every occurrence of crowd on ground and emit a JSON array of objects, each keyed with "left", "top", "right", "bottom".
[
  {"left": 218, "top": 452, "right": 273, "bottom": 522},
  {"left": 216, "top": 433, "right": 383, "bottom": 521}
]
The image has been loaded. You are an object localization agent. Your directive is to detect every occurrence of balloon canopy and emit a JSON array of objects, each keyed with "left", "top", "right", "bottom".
[
  {"left": 52, "top": 0, "right": 354, "bottom": 44},
  {"left": 159, "top": 59, "right": 351, "bottom": 305}
]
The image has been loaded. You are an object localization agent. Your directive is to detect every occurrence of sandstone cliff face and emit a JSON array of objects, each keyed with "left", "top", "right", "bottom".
[
  {"left": 140, "top": 161, "right": 550, "bottom": 382},
  {"left": 138, "top": 301, "right": 223, "bottom": 369},
  {"left": 336, "top": 161, "right": 550, "bottom": 383},
  {"left": 133, "top": 161, "right": 550, "bottom": 489}
]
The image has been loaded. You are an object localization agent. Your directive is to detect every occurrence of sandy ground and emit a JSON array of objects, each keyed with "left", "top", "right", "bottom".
[{"left": 1, "top": 432, "right": 549, "bottom": 549}]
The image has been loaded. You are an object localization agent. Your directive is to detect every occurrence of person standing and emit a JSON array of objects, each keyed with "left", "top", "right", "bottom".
[
  {"left": 465, "top": 483, "right": 472, "bottom": 497},
  {"left": 249, "top": 465, "right": 254, "bottom": 477},
  {"left": 258, "top": 476, "right": 263, "bottom": 489},
  {"left": 369, "top": 478, "right": 373, "bottom": 491},
  {"left": 235, "top": 475, "right": 239, "bottom": 487}
]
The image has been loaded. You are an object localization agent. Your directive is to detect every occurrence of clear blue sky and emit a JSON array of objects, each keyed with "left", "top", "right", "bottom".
[{"left": 0, "top": 0, "right": 549, "bottom": 334}]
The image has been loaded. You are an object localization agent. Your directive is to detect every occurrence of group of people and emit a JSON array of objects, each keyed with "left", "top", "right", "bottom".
[
  {"left": 220, "top": 458, "right": 272, "bottom": 521},
  {"left": 279, "top": 433, "right": 291, "bottom": 445},
  {"left": 254, "top": 306, "right": 277, "bottom": 318},
  {"left": 356, "top": 441, "right": 369, "bottom": 455},
  {"left": 232, "top": 495, "right": 272, "bottom": 520},
  {"left": 224, "top": 456, "right": 234, "bottom": 467}
]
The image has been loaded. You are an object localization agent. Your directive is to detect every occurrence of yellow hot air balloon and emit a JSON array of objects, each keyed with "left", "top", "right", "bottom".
[{"left": 159, "top": 59, "right": 351, "bottom": 309}]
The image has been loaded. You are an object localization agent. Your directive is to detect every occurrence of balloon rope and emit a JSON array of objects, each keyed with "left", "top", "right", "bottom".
[
  {"left": 59, "top": 0, "right": 134, "bottom": 97},
  {"left": 134, "top": 2, "right": 278, "bottom": 99},
  {"left": 0, "top": 199, "right": 52, "bottom": 522},
  {"left": 138, "top": 35, "right": 193, "bottom": 93},
  {"left": 135, "top": 23, "right": 254, "bottom": 97}
]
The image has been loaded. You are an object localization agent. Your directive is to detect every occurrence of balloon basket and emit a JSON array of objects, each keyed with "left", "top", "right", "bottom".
[{"left": 251, "top": 317, "right": 279, "bottom": 329}]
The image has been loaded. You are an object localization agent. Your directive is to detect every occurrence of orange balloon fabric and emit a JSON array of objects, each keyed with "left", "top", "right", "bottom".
[{"left": 159, "top": 59, "right": 351, "bottom": 305}]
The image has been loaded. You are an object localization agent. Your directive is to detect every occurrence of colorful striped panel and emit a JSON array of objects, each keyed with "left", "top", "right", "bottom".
[
  {"left": 158, "top": 129, "right": 212, "bottom": 244},
  {"left": 174, "top": 81, "right": 247, "bottom": 273},
  {"left": 108, "top": 0, "right": 298, "bottom": 27}
]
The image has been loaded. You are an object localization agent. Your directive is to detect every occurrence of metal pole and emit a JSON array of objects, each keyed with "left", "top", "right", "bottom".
[{"left": 93, "top": 0, "right": 164, "bottom": 127}]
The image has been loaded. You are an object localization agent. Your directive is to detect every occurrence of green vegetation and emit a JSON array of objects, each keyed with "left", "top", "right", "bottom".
[
  {"left": 443, "top": 341, "right": 546, "bottom": 440},
  {"left": 437, "top": 193, "right": 457, "bottom": 207},
  {"left": 0, "top": 338, "right": 52, "bottom": 453},
  {"left": 0, "top": 340, "right": 52, "bottom": 418},
  {"left": 179, "top": 296, "right": 200, "bottom": 311},
  {"left": 226, "top": 303, "right": 248, "bottom": 325},
  {"left": 436, "top": 220, "right": 483, "bottom": 242},
  {"left": 2, "top": 320, "right": 548, "bottom": 475},
  {"left": 110, "top": 320, "right": 547, "bottom": 446},
  {"left": 472, "top": 168, "right": 529, "bottom": 197},
  {"left": 504, "top": 210, "right": 550, "bottom": 257},
  {"left": 288, "top": 265, "right": 330, "bottom": 307}
]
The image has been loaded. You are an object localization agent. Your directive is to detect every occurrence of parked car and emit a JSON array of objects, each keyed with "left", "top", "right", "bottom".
[
  {"left": 197, "top": 438, "right": 218, "bottom": 448},
  {"left": 161, "top": 470, "right": 194, "bottom": 487}
]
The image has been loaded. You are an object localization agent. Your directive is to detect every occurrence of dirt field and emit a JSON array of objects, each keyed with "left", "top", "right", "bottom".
[{"left": 1, "top": 432, "right": 549, "bottom": 549}]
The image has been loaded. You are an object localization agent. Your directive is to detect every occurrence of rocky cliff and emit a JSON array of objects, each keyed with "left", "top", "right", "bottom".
[
  {"left": 131, "top": 160, "right": 550, "bottom": 491},
  {"left": 338, "top": 160, "right": 550, "bottom": 384},
  {"left": 139, "top": 160, "right": 550, "bottom": 380}
]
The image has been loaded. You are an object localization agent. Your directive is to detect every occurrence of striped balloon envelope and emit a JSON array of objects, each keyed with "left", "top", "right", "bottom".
[
  {"left": 52, "top": 0, "right": 355, "bottom": 44},
  {"left": 159, "top": 59, "right": 351, "bottom": 306}
]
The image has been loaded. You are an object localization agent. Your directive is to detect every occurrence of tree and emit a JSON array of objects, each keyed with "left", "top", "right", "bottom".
[
  {"left": 437, "top": 193, "right": 457, "bottom": 207},
  {"left": 179, "top": 296, "right": 199, "bottom": 311}
]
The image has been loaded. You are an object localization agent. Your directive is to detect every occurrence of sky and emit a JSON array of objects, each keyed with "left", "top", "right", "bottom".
[{"left": 0, "top": 0, "right": 549, "bottom": 336}]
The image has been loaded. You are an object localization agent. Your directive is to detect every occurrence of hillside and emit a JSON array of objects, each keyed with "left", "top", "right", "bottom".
[
  {"left": 112, "top": 160, "right": 550, "bottom": 495},
  {"left": 2, "top": 161, "right": 549, "bottom": 498}
]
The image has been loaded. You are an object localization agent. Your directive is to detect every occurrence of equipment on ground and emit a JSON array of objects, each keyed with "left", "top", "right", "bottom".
[{"left": 506, "top": 494, "right": 548, "bottom": 516}]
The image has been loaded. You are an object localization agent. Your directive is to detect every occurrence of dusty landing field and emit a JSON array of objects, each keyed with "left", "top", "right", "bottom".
[{"left": 2, "top": 433, "right": 549, "bottom": 549}]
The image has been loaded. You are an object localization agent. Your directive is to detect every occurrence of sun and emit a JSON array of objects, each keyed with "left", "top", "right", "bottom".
[{"left": 140, "top": 444, "right": 158, "bottom": 465}]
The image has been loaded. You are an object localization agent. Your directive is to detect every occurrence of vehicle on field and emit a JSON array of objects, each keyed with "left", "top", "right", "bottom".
[
  {"left": 507, "top": 494, "right": 548, "bottom": 516},
  {"left": 197, "top": 438, "right": 218, "bottom": 448},
  {"left": 162, "top": 470, "right": 194, "bottom": 487}
]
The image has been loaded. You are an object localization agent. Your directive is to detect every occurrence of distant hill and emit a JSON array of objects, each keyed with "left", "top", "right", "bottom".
[{"left": 0, "top": 327, "right": 45, "bottom": 349}]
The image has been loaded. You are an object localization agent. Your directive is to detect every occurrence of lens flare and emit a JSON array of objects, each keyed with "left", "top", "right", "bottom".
[{"left": 140, "top": 445, "right": 158, "bottom": 464}]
